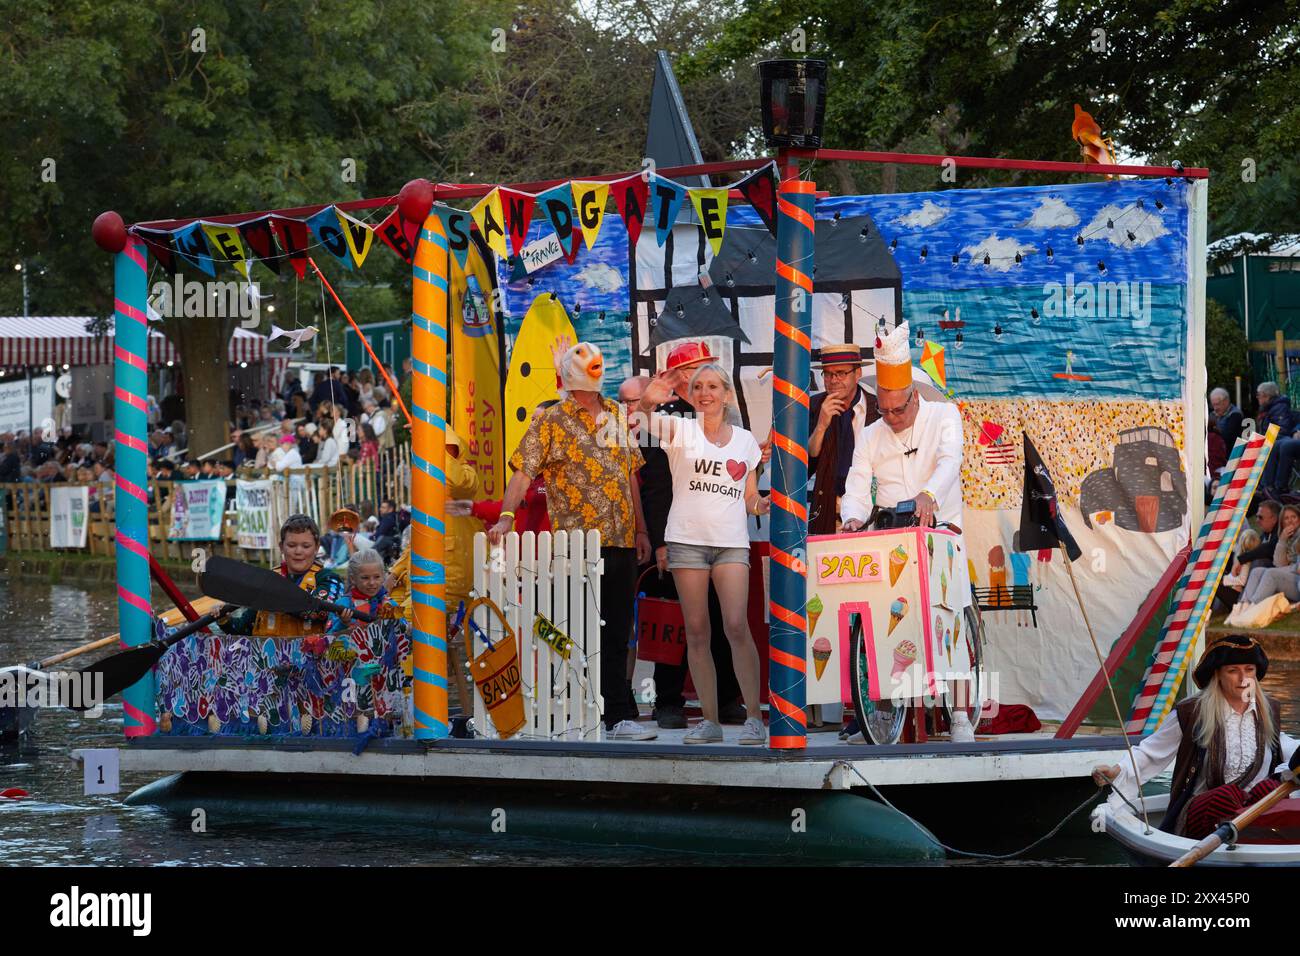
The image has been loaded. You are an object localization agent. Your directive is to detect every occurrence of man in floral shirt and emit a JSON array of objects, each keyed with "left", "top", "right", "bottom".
[{"left": 492, "top": 343, "right": 655, "bottom": 740}]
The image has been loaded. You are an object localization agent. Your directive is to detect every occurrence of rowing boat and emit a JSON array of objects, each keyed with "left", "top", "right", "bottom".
[{"left": 1092, "top": 791, "right": 1300, "bottom": 866}]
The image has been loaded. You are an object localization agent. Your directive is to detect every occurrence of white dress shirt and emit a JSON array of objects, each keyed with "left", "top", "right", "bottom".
[
  {"left": 1109, "top": 698, "right": 1300, "bottom": 809},
  {"left": 840, "top": 396, "right": 965, "bottom": 528}
]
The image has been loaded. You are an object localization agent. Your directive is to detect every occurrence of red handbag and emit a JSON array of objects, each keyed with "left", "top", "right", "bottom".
[{"left": 633, "top": 567, "right": 686, "bottom": 665}]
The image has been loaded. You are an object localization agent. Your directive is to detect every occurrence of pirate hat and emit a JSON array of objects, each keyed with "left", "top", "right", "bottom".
[{"left": 1193, "top": 634, "right": 1269, "bottom": 689}]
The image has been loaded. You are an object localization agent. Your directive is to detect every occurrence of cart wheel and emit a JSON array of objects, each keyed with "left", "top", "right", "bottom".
[
  {"left": 942, "top": 590, "right": 986, "bottom": 729},
  {"left": 849, "top": 612, "right": 907, "bottom": 745}
]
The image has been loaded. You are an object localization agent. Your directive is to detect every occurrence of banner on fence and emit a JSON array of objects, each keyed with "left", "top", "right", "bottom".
[
  {"left": 288, "top": 473, "right": 311, "bottom": 515},
  {"left": 0, "top": 375, "right": 54, "bottom": 437},
  {"left": 235, "top": 479, "right": 274, "bottom": 550},
  {"left": 50, "top": 485, "right": 89, "bottom": 548},
  {"left": 168, "top": 480, "right": 227, "bottom": 541}
]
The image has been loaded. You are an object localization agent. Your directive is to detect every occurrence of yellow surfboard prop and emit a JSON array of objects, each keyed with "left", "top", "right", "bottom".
[{"left": 505, "top": 292, "right": 576, "bottom": 466}]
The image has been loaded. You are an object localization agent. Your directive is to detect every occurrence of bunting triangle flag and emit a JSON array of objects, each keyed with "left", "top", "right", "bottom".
[
  {"left": 562, "top": 227, "right": 583, "bottom": 264},
  {"left": 170, "top": 222, "right": 216, "bottom": 276},
  {"left": 610, "top": 174, "right": 649, "bottom": 248},
  {"left": 736, "top": 163, "right": 778, "bottom": 237},
  {"left": 537, "top": 183, "right": 578, "bottom": 259},
  {"left": 498, "top": 187, "right": 537, "bottom": 258},
  {"left": 470, "top": 188, "right": 510, "bottom": 261},
  {"left": 237, "top": 215, "right": 280, "bottom": 275},
  {"left": 919, "top": 340, "right": 946, "bottom": 389},
  {"left": 433, "top": 204, "right": 474, "bottom": 270},
  {"left": 689, "top": 188, "right": 730, "bottom": 255},
  {"left": 201, "top": 222, "right": 251, "bottom": 279},
  {"left": 571, "top": 181, "right": 609, "bottom": 251},
  {"left": 374, "top": 208, "right": 418, "bottom": 265},
  {"left": 270, "top": 216, "right": 311, "bottom": 279},
  {"left": 134, "top": 227, "right": 177, "bottom": 274},
  {"left": 336, "top": 208, "right": 374, "bottom": 268},
  {"left": 649, "top": 175, "right": 688, "bottom": 247},
  {"left": 305, "top": 205, "right": 352, "bottom": 269}
]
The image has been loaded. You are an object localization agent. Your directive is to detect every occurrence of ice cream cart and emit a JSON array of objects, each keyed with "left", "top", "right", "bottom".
[{"left": 804, "top": 527, "right": 986, "bottom": 744}]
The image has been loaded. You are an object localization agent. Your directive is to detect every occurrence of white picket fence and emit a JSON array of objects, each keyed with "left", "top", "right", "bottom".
[{"left": 469, "top": 530, "right": 604, "bottom": 740}]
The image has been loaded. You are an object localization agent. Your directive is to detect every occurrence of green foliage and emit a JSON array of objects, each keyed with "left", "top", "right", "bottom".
[
  {"left": 682, "top": 0, "right": 1300, "bottom": 234},
  {"left": 1206, "top": 298, "right": 1250, "bottom": 395}
]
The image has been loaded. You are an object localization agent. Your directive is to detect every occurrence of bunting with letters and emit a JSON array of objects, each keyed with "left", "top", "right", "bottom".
[
  {"left": 537, "top": 183, "right": 578, "bottom": 258},
  {"left": 649, "top": 175, "right": 688, "bottom": 247},
  {"left": 471, "top": 188, "right": 510, "bottom": 261},
  {"left": 571, "top": 181, "right": 609, "bottom": 251},
  {"left": 689, "top": 187, "right": 729, "bottom": 254},
  {"left": 238, "top": 215, "right": 280, "bottom": 275},
  {"left": 434, "top": 204, "right": 474, "bottom": 270},
  {"left": 374, "top": 208, "right": 419, "bottom": 265},
  {"left": 337, "top": 208, "right": 374, "bottom": 268}
]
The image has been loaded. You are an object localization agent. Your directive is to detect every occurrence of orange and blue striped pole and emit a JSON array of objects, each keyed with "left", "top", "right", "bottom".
[
  {"left": 768, "top": 171, "right": 816, "bottom": 750},
  {"left": 113, "top": 235, "right": 156, "bottom": 737},
  {"left": 411, "top": 215, "right": 451, "bottom": 739}
]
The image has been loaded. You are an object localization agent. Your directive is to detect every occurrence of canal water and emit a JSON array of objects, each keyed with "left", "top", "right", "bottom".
[{"left": 2, "top": 578, "right": 1293, "bottom": 866}]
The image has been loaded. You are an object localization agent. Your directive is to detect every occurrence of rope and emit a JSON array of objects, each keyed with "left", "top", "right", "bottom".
[{"left": 837, "top": 760, "right": 1104, "bottom": 860}]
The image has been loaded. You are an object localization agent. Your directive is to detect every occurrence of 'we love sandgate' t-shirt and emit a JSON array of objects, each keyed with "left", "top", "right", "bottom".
[{"left": 664, "top": 418, "right": 762, "bottom": 549}]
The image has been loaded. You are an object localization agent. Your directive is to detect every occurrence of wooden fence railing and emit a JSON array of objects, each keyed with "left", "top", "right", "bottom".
[{"left": 1, "top": 444, "right": 411, "bottom": 566}]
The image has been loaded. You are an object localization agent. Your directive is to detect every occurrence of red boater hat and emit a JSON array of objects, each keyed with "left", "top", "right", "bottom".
[{"left": 665, "top": 341, "right": 717, "bottom": 371}]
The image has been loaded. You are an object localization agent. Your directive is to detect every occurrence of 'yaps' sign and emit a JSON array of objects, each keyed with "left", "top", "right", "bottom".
[{"left": 817, "top": 550, "right": 883, "bottom": 585}]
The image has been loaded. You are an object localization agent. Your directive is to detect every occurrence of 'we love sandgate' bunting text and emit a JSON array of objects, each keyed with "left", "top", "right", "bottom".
[{"left": 129, "top": 163, "right": 779, "bottom": 279}]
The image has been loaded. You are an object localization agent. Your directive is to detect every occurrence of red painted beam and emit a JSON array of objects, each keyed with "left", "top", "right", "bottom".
[
  {"left": 1054, "top": 547, "right": 1190, "bottom": 739},
  {"left": 788, "top": 147, "right": 1208, "bottom": 180}
]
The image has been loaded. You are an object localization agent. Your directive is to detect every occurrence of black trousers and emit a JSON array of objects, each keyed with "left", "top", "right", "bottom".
[
  {"left": 600, "top": 547, "right": 640, "bottom": 727},
  {"left": 639, "top": 565, "right": 741, "bottom": 710}
]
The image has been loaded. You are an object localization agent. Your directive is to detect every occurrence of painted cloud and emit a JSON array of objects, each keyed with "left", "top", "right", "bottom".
[
  {"left": 1019, "top": 196, "right": 1080, "bottom": 230},
  {"left": 960, "top": 234, "right": 1037, "bottom": 272},
  {"left": 1083, "top": 203, "right": 1169, "bottom": 248},
  {"left": 892, "top": 199, "right": 950, "bottom": 229},
  {"left": 576, "top": 262, "right": 624, "bottom": 293}
]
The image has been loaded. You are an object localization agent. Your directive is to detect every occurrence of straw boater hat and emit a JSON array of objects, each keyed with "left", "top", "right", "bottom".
[
  {"left": 328, "top": 508, "right": 361, "bottom": 533},
  {"left": 812, "top": 343, "right": 870, "bottom": 369},
  {"left": 873, "top": 321, "right": 913, "bottom": 390},
  {"left": 1193, "top": 634, "right": 1269, "bottom": 689}
]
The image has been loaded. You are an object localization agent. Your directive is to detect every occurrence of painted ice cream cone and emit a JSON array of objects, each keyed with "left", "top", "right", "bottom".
[
  {"left": 891, "top": 639, "right": 917, "bottom": 679},
  {"left": 926, "top": 535, "right": 934, "bottom": 563},
  {"left": 887, "top": 597, "right": 909, "bottom": 636},
  {"left": 945, "top": 628, "right": 953, "bottom": 664},
  {"left": 807, "top": 594, "right": 825, "bottom": 635},
  {"left": 812, "top": 637, "right": 832, "bottom": 680},
  {"left": 889, "top": 544, "right": 908, "bottom": 586},
  {"left": 947, "top": 540, "right": 954, "bottom": 575}
]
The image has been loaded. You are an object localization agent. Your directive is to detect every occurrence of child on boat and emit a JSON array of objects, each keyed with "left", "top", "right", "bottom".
[
  {"left": 223, "top": 514, "right": 352, "bottom": 638},
  {"left": 336, "top": 548, "right": 411, "bottom": 734}
]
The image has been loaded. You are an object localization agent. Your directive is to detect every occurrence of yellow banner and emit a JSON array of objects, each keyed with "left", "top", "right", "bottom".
[
  {"left": 571, "top": 181, "right": 609, "bottom": 250},
  {"left": 689, "top": 187, "right": 730, "bottom": 255},
  {"left": 470, "top": 188, "right": 510, "bottom": 261},
  {"left": 201, "top": 222, "right": 252, "bottom": 279},
  {"left": 449, "top": 239, "right": 506, "bottom": 499}
]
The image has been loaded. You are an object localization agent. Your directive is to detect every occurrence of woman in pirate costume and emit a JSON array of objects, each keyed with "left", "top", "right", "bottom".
[
  {"left": 1094, "top": 634, "right": 1299, "bottom": 838},
  {"left": 224, "top": 514, "right": 351, "bottom": 637}
]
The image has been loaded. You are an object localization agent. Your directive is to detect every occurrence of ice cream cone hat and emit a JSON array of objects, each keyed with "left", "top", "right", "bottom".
[{"left": 874, "top": 321, "right": 913, "bottom": 390}]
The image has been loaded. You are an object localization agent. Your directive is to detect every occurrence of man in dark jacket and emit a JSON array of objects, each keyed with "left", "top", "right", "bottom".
[
  {"left": 1209, "top": 387, "right": 1244, "bottom": 448},
  {"left": 0, "top": 439, "right": 20, "bottom": 482},
  {"left": 1257, "top": 382, "right": 1300, "bottom": 495},
  {"left": 308, "top": 367, "right": 345, "bottom": 413},
  {"left": 628, "top": 344, "right": 744, "bottom": 729},
  {"left": 1215, "top": 500, "right": 1281, "bottom": 611},
  {"left": 809, "top": 344, "right": 880, "bottom": 534}
]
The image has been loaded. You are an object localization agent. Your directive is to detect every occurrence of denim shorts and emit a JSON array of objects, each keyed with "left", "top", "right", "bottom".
[{"left": 667, "top": 542, "right": 751, "bottom": 570}]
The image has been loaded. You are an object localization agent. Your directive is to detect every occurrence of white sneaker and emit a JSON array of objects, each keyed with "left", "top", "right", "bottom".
[
  {"left": 738, "top": 717, "right": 767, "bottom": 746},
  {"left": 608, "top": 719, "right": 657, "bottom": 741},
  {"left": 950, "top": 711, "right": 976, "bottom": 743},
  {"left": 683, "top": 719, "right": 724, "bottom": 744}
]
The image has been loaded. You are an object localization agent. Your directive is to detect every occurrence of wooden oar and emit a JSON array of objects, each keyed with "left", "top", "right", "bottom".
[
  {"left": 32, "top": 636, "right": 119, "bottom": 669},
  {"left": 71, "top": 607, "right": 235, "bottom": 708},
  {"left": 198, "top": 555, "right": 375, "bottom": 623},
  {"left": 1171, "top": 749, "right": 1300, "bottom": 867}
]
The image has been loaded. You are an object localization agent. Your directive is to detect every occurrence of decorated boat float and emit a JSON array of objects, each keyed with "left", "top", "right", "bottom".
[{"left": 79, "top": 110, "right": 1218, "bottom": 861}]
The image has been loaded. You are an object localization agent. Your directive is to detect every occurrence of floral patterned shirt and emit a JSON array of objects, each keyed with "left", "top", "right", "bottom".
[{"left": 510, "top": 396, "right": 643, "bottom": 548}]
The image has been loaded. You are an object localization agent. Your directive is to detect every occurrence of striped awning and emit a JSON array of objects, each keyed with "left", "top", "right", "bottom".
[{"left": 0, "top": 316, "right": 265, "bottom": 367}]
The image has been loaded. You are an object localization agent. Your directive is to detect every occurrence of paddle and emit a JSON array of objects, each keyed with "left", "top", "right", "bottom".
[
  {"left": 198, "top": 555, "right": 375, "bottom": 623},
  {"left": 1170, "top": 749, "right": 1300, "bottom": 867},
  {"left": 72, "top": 607, "right": 234, "bottom": 707}
]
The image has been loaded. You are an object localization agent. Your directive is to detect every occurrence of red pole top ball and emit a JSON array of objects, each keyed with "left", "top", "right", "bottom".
[
  {"left": 92, "top": 211, "right": 129, "bottom": 254},
  {"left": 397, "top": 179, "right": 435, "bottom": 223}
]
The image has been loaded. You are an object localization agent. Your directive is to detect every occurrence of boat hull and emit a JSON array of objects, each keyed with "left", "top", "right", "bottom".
[{"left": 1093, "top": 793, "right": 1300, "bottom": 866}]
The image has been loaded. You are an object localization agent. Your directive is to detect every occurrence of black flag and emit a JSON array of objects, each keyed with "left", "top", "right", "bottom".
[{"left": 1019, "top": 434, "right": 1082, "bottom": 561}]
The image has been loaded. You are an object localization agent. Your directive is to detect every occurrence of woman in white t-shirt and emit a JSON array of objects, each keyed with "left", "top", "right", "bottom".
[{"left": 639, "top": 363, "right": 770, "bottom": 746}]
